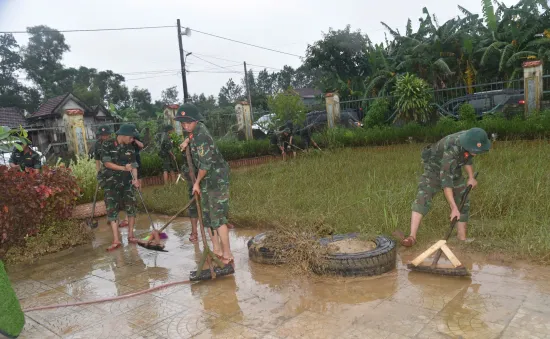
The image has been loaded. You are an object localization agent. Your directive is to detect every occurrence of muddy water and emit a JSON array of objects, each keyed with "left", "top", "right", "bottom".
[{"left": 5, "top": 214, "right": 550, "bottom": 339}]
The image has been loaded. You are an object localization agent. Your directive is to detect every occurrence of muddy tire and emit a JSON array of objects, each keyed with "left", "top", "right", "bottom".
[
  {"left": 247, "top": 233, "right": 288, "bottom": 265},
  {"left": 313, "top": 233, "right": 397, "bottom": 277}
]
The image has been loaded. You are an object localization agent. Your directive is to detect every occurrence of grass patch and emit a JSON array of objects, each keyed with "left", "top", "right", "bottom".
[
  {"left": 142, "top": 140, "right": 550, "bottom": 263},
  {"left": 4, "top": 220, "right": 94, "bottom": 265}
]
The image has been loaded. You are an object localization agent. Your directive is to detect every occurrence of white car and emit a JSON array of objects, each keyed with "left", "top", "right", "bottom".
[{"left": 252, "top": 114, "right": 276, "bottom": 135}]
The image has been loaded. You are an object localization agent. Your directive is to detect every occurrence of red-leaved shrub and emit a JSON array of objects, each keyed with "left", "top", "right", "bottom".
[{"left": 0, "top": 166, "right": 80, "bottom": 259}]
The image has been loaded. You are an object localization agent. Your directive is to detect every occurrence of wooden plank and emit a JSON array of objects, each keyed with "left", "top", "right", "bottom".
[
  {"left": 410, "top": 240, "right": 446, "bottom": 267},
  {"left": 440, "top": 244, "right": 462, "bottom": 268}
]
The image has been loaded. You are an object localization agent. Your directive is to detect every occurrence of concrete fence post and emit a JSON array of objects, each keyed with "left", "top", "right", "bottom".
[
  {"left": 63, "top": 109, "right": 88, "bottom": 155},
  {"left": 522, "top": 60, "right": 543, "bottom": 117},
  {"left": 235, "top": 101, "right": 253, "bottom": 140},
  {"left": 325, "top": 93, "right": 340, "bottom": 129}
]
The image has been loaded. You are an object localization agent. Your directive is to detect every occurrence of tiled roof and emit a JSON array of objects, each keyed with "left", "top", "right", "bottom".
[
  {"left": 32, "top": 93, "right": 70, "bottom": 117},
  {"left": 0, "top": 107, "right": 27, "bottom": 128},
  {"left": 295, "top": 88, "right": 322, "bottom": 98}
]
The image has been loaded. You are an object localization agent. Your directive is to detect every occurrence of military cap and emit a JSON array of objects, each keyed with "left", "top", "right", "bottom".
[
  {"left": 174, "top": 103, "right": 204, "bottom": 123},
  {"left": 459, "top": 127, "right": 491, "bottom": 154},
  {"left": 115, "top": 124, "right": 137, "bottom": 137},
  {"left": 97, "top": 125, "right": 112, "bottom": 136}
]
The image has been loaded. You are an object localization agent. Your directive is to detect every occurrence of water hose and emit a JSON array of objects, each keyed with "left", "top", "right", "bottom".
[{"left": 22, "top": 279, "right": 192, "bottom": 312}]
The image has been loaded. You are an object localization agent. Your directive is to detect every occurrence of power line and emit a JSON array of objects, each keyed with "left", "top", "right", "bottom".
[
  {"left": 189, "top": 54, "right": 241, "bottom": 72},
  {"left": 189, "top": 28, "right": 303, "bottom": 58},
  {"left": 0, "top": 25, "right": 175, "bottom": 34},
  {"left": 125, "top": 73, "right": 180, "bottom": 81},
  {"left": 190, "top": 52, "right": 283, "bottom": 71}
]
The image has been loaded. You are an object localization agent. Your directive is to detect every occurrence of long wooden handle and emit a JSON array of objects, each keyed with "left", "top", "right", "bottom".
[{"left": 157, "top": 196, "right": 196, "bottom": 233}]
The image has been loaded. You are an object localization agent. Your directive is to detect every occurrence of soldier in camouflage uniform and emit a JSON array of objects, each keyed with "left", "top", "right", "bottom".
[
  {"left": 91, "top": 125, "right": 112, "bottom": 188},
  {"left": 9, "top": 140, "right": 41, "bottom": 173},
  {"left": 401, "top": 128, "right": 491, "bottom": 247},
  {"left": 159, "top": 125, "right": 177, "bottom": 185},
  {"left": 176, "top": 103, "right": 234, "bottom": 265},
  {"left": 100, "top": 124, "right": 140, "bottom": 251},
  {"left": 270, "top": 127, "right": 295, "bottom": 160}
]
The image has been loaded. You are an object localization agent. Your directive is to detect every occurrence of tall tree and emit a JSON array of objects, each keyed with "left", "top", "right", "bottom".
[
  {"left": 160, "top": 86, "right": 179, "bottom": 105},
  {"left": 21, "top": 25, "right": 70, "bottom": 97},
  {"left": 130, "top": 87, "right": 153, "bottom": 118},
  {"left": 0, "top": 34, "right": 25, "bottom": 108},
  {"left": 218, "top": 78, "right": 243, "bottom": 106}
]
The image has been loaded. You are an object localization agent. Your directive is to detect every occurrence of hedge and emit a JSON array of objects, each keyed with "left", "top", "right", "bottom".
[{"left": 138, "top": 111, "right": 550, "bottom": 176}]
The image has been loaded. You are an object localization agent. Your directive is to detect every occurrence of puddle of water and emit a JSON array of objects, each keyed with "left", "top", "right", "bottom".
[{"left": 5, "top": 213, "right": 550, "bottom": 338}]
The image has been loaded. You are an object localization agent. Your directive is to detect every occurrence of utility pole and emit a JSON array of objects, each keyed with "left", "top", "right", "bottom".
[
  {"left": 243, "top": 62, "right": 254, "bottom": 140},
  {"left": 177, "top": 19, "right": 189, "bottom": 103}
]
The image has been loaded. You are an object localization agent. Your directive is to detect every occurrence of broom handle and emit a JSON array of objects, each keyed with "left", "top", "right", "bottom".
[
  {"left": 432, "top": 172, "right": 478, "bottom": 267},
  {"left": 156, "top": 196, "right": 196, "bottom": 233},
  {"left": 185, "top": 145, "right": 216, "bottom": 279}
]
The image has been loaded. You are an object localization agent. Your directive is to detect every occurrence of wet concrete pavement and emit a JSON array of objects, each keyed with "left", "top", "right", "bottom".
[{"left": 4, "top": 214, "right": 550, "bottom": 339}]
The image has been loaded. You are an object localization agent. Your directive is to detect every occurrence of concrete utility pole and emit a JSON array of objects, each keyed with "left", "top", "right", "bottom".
[
  {"left": 177, "top": 19, "right": 189, "bottom": 103},
  {"left": 243, "top": 62, "right": 254, "bottom": 140}
]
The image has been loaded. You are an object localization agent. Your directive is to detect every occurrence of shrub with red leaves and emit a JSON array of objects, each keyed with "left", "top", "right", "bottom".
[{"left": 0, "top": 166, "right": 80, "bottom": 259}]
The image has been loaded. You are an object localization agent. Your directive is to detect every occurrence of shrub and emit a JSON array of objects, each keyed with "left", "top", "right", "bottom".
[
  {"left": 0, "top": 166, "right": 80, "bottom": 259},
  {"left": 459, "top": 103, "right": 477, "bottom": 122},
  {"left": 140, "top": 152, "right": 164, "bottom": 177},
  {"left": 393, "top": 73, "right": 433, "bottom": 123},
  {"left": 363, "top": 98, "right": 390, "bottom": 128},
  {"left": 69, "top": 155, "right": 103, "bottom": 204}
]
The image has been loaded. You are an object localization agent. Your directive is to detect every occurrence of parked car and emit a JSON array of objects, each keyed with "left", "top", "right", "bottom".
[{"left": 438, "top": 89, "right": 524, "bottom": 118}]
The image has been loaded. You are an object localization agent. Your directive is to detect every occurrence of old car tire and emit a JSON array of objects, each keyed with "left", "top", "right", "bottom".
[
  {"left": 247, "top": 232, "right": 288, "bottom": 265},
  {"left": 313, "top": 233, "right": 397, "bottom": 277}
]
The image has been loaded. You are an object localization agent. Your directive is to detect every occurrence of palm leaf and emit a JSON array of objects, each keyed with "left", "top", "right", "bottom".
[
  {"left": 526, "top": 38, "right": 550, "bottom": 49},
  {"left": 480, "top": 41, "right": 507, "bottom": 66},
  {"left": 506, "top": 51, "right": 538, "bottom": 67},
  {"left": 457, "top": 5, "right": 474, "bottom": 17},
  {"left": 481, "top": 0, "right": 498, "bottom": 32},
  {"left": 381, "top": 22, "right": 400, "bottom": 38},
  {"left": 433, "top": 58, "right": 453, "bottom": 75},
  {"left": 499, "top": 44, "right": 515, "bottom": 72}
]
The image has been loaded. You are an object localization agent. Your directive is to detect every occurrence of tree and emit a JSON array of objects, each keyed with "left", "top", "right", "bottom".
[
  {"left": 304, "top": 25, "right": 373, "bottom": 96},
  {"left": 96, "top": 70, "right": 129, "bottom": 108},
  {"left": 276, "top": 66, "right": 295, "bottom": 92},
  {"left": 256, "top": 69, "right": 276, "bottom": 95},
  {"left": 218, "top": 78, "right": 243, "bottom": 106},
  {"left": 0, "top": 34, "right": 25, "bottom": 108},
  {"left": 21, "top": 25, "right": 70, "bottom": 97},
  {"left": 130, "top": 87, "right": 153, "bottom": 118},
  {"left": 190, "top": 93, "right": 217, "bottom": 113},
  {"left": 267, "top": 88, "right": 307, "bottom": 126},
  {"left": 161, "top": 86, "right": 180, "bottom": 105}
]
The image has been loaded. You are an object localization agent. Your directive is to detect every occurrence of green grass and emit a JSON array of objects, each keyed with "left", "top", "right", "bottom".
[
  {"left": 0, "top": 261, "right": 25, "bottom": 338},
  {"left": 142, "top": 140, "right": 550, "bottom": 263}
]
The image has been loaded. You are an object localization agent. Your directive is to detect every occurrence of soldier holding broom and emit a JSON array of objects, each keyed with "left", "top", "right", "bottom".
[{"left": 176, "top": 103, "right": 234, "bottom": 266}]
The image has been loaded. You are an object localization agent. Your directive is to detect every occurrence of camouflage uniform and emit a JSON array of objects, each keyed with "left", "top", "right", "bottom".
[
  {"left": 159, "top": 131, "right": 176, "bottom": 172},
  {"left": 92, "top": 139, "right": 107, "bottom": 187},
  {"left": 181, "top": 122, "right": 230, "bottom": 229},
  {"left": 412, "top": 131, "right": 474, "bottom": 222},
  {"left": 100, "top": 137, "right": 139, "bottom": 221},
  {"left": 9, "top": 147, "right": 41, "bottom": 171},
  {"left": 270, "top": 129, "right": 292, "bottom": 152}
]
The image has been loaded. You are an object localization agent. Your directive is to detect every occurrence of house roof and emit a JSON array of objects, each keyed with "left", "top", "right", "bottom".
[
  {"left": 32, "top": 93, "right": 71, "bottom": 118},
  {"left": 0, "top": 107, "right": 27, "bottom": 128},
  {"left": 295, "top": 88, "right": 322, "bottom": 98}
]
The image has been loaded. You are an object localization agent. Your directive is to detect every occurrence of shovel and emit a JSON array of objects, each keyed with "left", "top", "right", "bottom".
[{"left": 86, "top": 182, "right": 99, "bottom": 229}]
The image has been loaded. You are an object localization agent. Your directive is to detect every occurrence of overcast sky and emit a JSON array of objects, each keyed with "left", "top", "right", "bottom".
[{"left": 0, "top": 0, "right": 518, "bottom": 103}]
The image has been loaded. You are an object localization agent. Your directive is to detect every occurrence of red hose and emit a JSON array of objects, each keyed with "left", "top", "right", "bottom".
[{"left": 23, "top": 279, "right": 192, "bottom": 312}]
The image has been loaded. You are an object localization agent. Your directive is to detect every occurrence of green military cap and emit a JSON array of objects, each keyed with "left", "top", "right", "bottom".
[
  {"left": 174, "top": 103, "right": 204, "bottom": 123},
  {"left": 459, "top": 127, "right": 491, "bottom": 154},
  {"left": 97, "top": 124, "right": 112, "bottom": 136},
  {"left": 163, "top": 124, "right": 175, "bottom": 132},
  {"left": 283, "top": 127, "right": 291, "bottom": 134},
  {"left": 115, "top": 124, "right": 137, "bottom": 137}
]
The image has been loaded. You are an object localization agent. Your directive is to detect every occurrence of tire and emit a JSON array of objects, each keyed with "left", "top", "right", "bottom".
[
  {"left": 247, "top": 233, "right": 288, "bottom": 265},
  {"left": 313, "top": 233, "right": 397, "bottom": 277}
]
